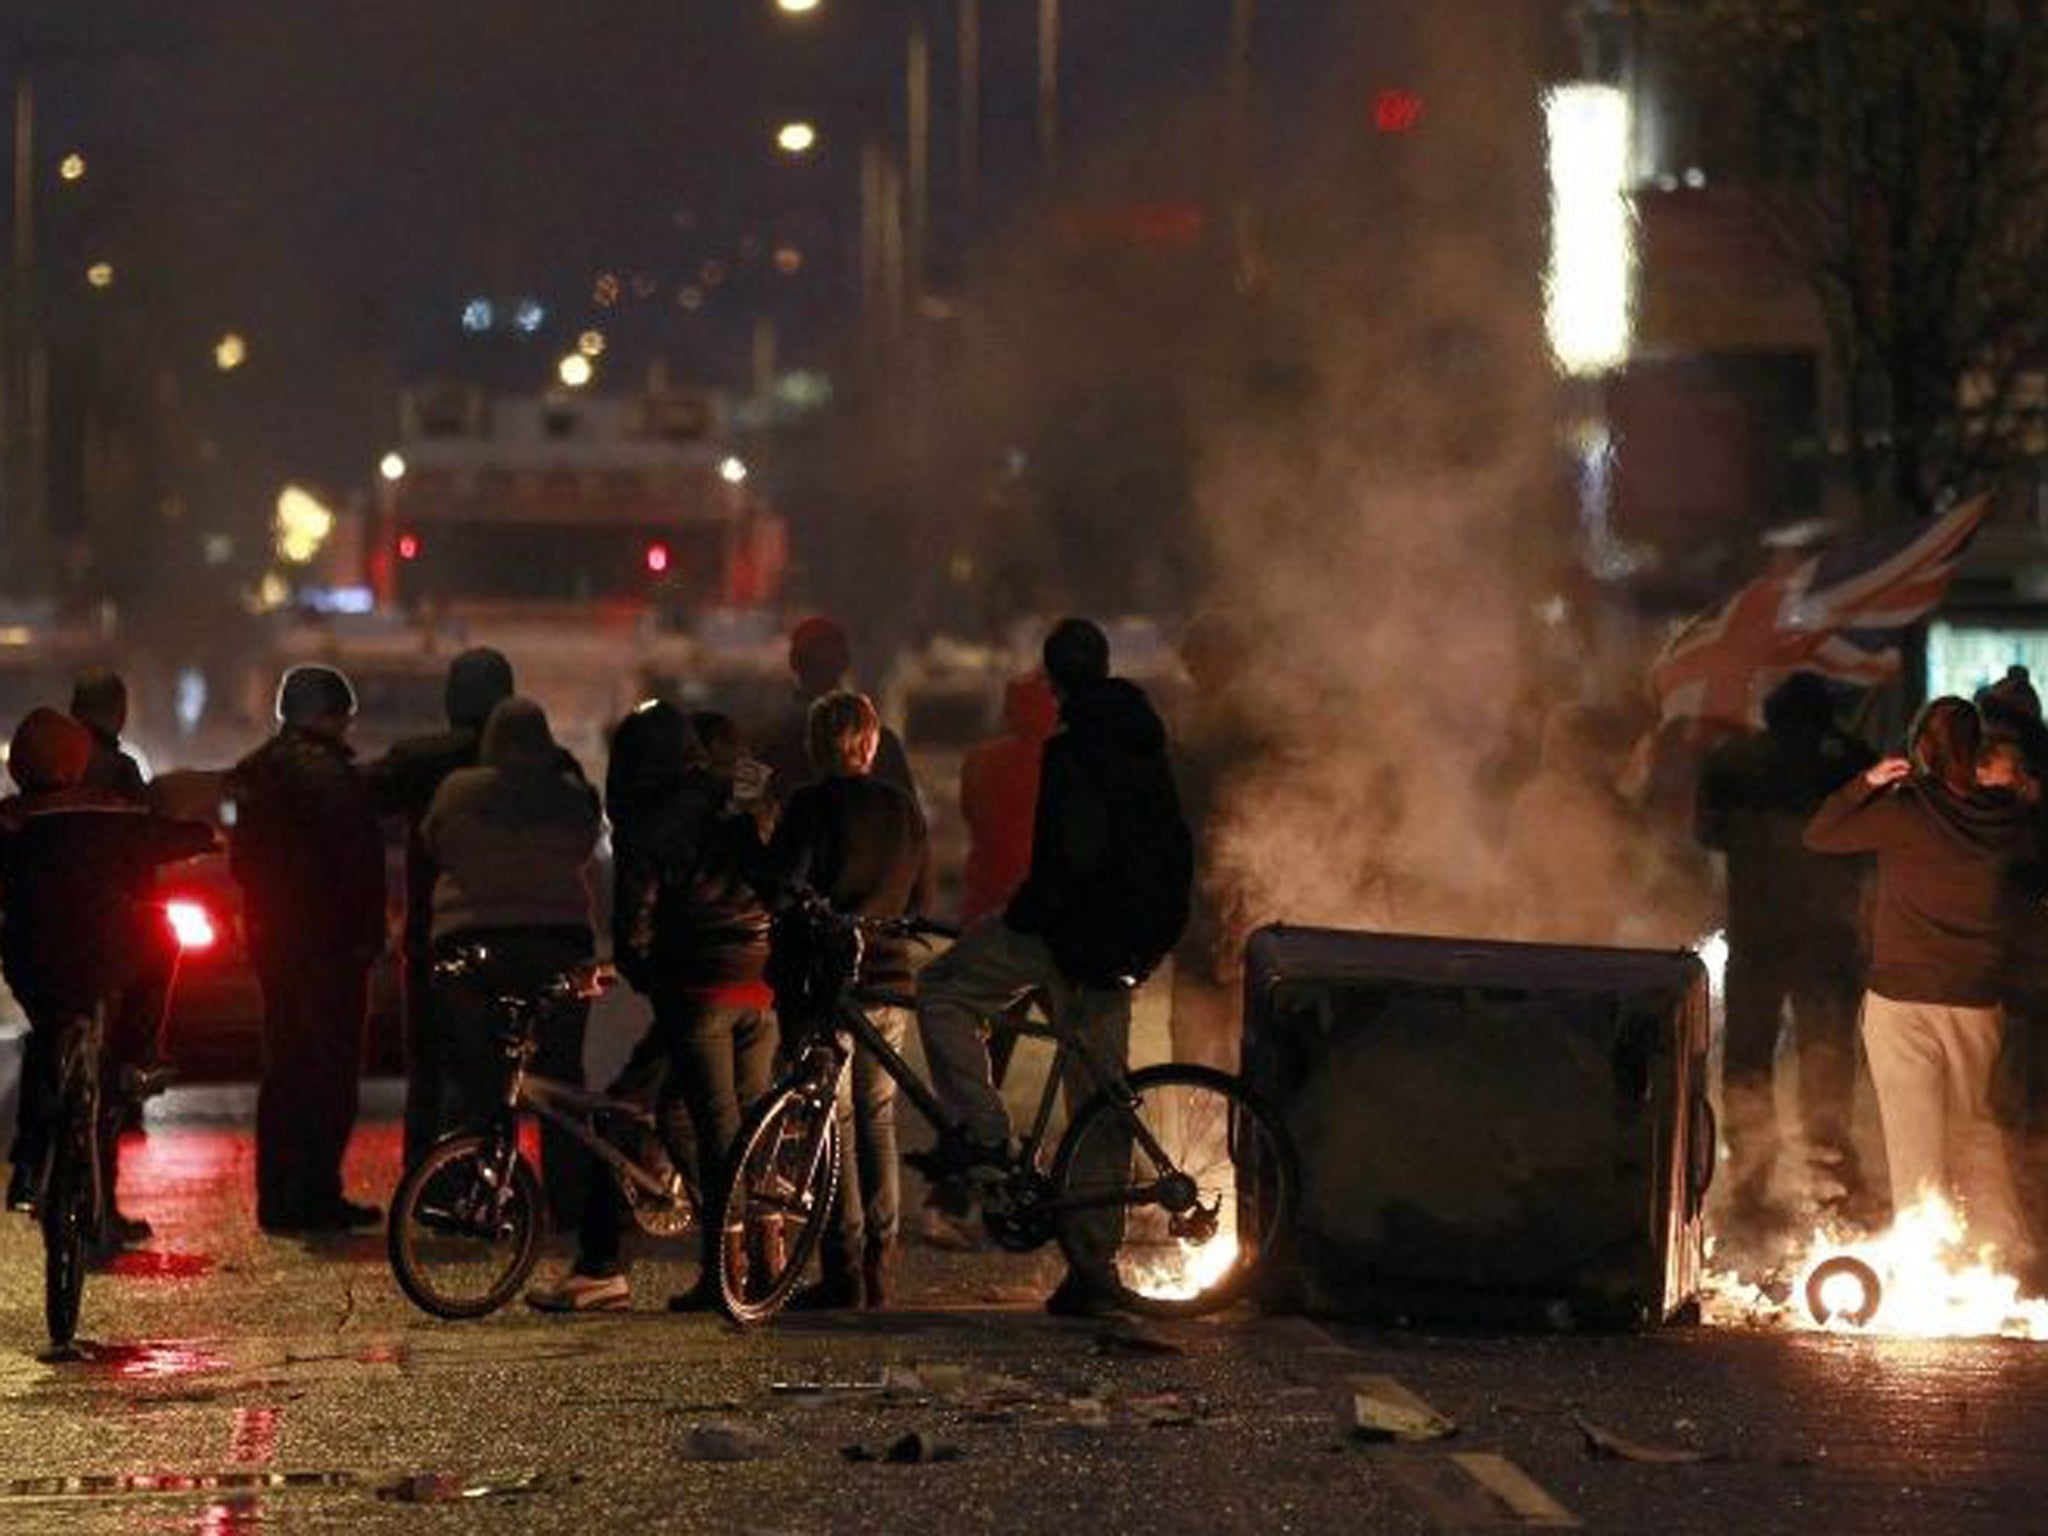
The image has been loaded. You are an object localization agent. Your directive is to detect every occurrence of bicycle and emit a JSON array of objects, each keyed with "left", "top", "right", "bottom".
[
  {"left": 710, "top": 894, "right": 1298, "bottom": 1325},
  {"left": 386, "top": 944, "right": 694, "bottom": 1320},
  {"left": 37, "top": 899, "right": 204, "bottom": 1350}
]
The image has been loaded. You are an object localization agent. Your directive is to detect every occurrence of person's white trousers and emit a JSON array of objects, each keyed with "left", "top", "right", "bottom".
[{"left": 1862, "top": 991, "right": 2032, "bottom": 1265}]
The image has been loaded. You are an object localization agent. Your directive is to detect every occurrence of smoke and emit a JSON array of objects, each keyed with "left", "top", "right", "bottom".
[{"left": 1184, "top": 5, "right": 1710, "bottom": 956}]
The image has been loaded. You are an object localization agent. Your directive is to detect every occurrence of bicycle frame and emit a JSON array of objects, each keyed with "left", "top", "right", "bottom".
[
  {"left": 489, "top": 1025, "right": 679, "bottom": 1204},
  {"left": 831, "top": 989, "right": 1187, "bottom": 1214}
]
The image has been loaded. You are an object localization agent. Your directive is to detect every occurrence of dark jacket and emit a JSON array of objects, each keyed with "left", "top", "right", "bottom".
[
  {"left": 422, "top": 705, "right": 600, "bottom": 939},
  {"left": 1805, "top": 774, "right": 2037, "bottom": 1006},
  {"left": 1697, "top": 725, "right": 1873, "bottom": 960},
  {"left": 0, "top": 790, "right": 212, "bottom": 1018},
  {"left": 764, "top": 775, "right": 931, "bottom": 988},
  {"left": 79, "top": 724, "right": 147, "bottom": 805},
  {"left": 229, "top": 728, "right": 387, "bottom": 970},
  {"left": 1007, "top": 677, "right": 1193, "bottom": 988},
  {"left": 616, "top": 768, "right": 771, "bottom": 996},
  {"left": 758, "top": 694, "right": 918, "bottom": 808}
]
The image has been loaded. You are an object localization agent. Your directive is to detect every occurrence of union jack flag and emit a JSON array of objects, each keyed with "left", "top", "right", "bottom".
[{"left": 1649, "top": 493, "right": 1995, "bottom": 730}]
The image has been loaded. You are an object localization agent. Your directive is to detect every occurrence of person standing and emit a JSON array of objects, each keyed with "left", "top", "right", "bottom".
[
  {"left": 915, "top": 618, "right": 1193, "bottom": 1316},
  {"left": 762, "top": 690, "right": 931, "bottom": 1309},
  {"left": 70, "top": 668, "right": 148, "bottom": 805},
  {"left": 364, "top": 647, "right": 516, "bottom": 1170},
  {"left": 1, "top": 711, "right": 212, "bottom": 1213},
  {"left": 756, "top": 616, "right": 918, "bottom": 806},
  {"left": 1805, "top": 697, "right": 2036, "bottom": 1264},
  {"left": 422, "top": 697, "right": 602, "bottom": 1229},
  {"left": 1695, "top": 673, "right": 1875, "bottom": 1231},
  {"left": 958, "top": 671, "right": 1059, "bottom": 929},
  {"left": 229, "top": 666, "right": 387, "bottom": 1232},
  {"left": 529, "top": 712, "right": 776, "bottom": 1313}
]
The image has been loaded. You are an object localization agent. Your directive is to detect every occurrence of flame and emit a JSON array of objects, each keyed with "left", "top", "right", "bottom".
[
  {"left": 1705, "top": 1194, "right": 2048, "bottom": 1339},
  {"left": 1125, "top": 1231, "right": 1242, "bottom": 1303}
]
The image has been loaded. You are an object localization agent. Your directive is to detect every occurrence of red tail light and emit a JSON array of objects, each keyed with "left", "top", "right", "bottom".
[{"left": 165, "top": 900, "right": 218, "bottom": 953}]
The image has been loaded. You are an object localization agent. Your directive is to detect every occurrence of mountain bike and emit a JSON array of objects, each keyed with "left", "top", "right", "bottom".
[
  {"left": 386, "top": 945, "right": 693, "bottom": 1319},
  {"left": 711, "top": 894, "right": 1298, "bottom": 1325}
]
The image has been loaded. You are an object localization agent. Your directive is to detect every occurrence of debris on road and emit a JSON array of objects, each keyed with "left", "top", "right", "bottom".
[
  {"left": 676, "top": 1422, "right": 778, "bottom": 1462},
  {"left": 375, "top": 1470, "right": 569, "bottom": 1503},
  {"left": 842, "top": 1432, "right": 964, "bottom": 1465},
  {"left": 1574, "top": 1415, "right": 1724, "bottom": 1464},
  {"left": 1125, "top": 1391, "right": 1204, "bottom": 1428},
  {"left": 1349, "top": 1375, "right": 1457, "bottom": 1443}
]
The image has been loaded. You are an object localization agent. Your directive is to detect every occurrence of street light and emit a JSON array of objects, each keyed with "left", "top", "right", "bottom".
[
  {"left": 776, "top": 0, "right": 822, "bottom": 12},
  {"left": 576, "top": 328, "right": 606, "bottom": 358},
  {"left": 379, "top": 451, "right": 408, "bottom": 482},
  {"left": 775, "top": 120, "right": 818, "bottom": 156},
  {"left": 718, "top": 455, "right": 748, "bottom": 485},
  {"left": 57, "top": 151, "right": 84, "bottom": 182},
  {"left": 85, "top": 261, "right": 114, "bottom": 289},
  {"left": 557, "top": 353, "right": 594, "bottom": 388},
  {"left": 213, "top": 332, "right": 248, "bottom": 371}
]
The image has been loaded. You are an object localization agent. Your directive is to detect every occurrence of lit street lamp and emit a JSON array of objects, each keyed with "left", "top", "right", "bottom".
[
  {"left": 85, "top": 261, "right": 113, "bottom": 289},
  {"left": 718, "top": 455, "right": 748, "bottom": 485},
  {"left": 776, "top": 0, "right": 822, "bottom": 12},
  {"left": 379, "top": 451, "right": 408, "bottom": 482},
  {"left": 775, "top": 120, "right": 818, "bottom": 156},
  {"left": 57, "top": 151, "right": 85, "bottom": 183},
  {"left": 213, "top": 332, "right": 248, "bottom": 371},
  {"left": 557, "top": 353, "right": 594, "bottom": 389}
]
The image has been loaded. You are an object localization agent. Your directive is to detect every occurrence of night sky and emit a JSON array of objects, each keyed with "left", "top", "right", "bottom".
[{"left": 13, "top": 2, "right": 1339, "bottom": 488}]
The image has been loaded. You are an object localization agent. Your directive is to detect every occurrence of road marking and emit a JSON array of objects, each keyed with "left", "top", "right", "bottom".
[
  {"left": 1450, "top": 1453, "right": 1580, "bottom": 1528},
  {"left": 1377, "top": 1453, "right": 1581, "bottom": 1530}
]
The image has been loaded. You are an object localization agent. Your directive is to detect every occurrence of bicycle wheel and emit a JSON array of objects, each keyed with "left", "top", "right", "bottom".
[
  {"left": 388, "top": 1133, "right": 544, "bottom": 1320},
  {"left": 1050, "top": 1064, "right": 1296, "bottom": 1319},
  {"left": 42, "top": 1124, "right": 90, "bottom": 1348},
  {"left": 711, "top": 1081, "right": 842, "bottom": 1326}
]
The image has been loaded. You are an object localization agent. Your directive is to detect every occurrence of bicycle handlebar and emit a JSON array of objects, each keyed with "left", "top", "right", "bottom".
[{"left": 433, "top": 944, "right": 617, "bottom": 1004}]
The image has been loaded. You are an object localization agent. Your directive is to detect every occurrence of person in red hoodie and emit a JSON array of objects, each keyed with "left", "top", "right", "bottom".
[
  {"left": 959, "top": 671, "right": 1060, "bottom": 927},
  {"left": 2, "top": 710, "right": 213, "bottom": 1214}
]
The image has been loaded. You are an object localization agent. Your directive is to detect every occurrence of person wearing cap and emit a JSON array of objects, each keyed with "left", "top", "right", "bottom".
[
  {"left": 1, "top": 710, "right": 212, "bottom": 1214},
  {"left": 755, "top": 616, "right": 918, "bottom": 808},
  {"left": 363, "top": 647, "right": 519, "bottom": 1169},
  {"left": 228, "top": 665, "right": 388, "bottom": 1232}
]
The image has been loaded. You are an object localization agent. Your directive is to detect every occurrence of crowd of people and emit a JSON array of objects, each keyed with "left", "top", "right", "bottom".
[
  {"left": 11, "top": 597, "right": 2048, "bottom": 1311},
  {"left": 0, "top": 615, "right": 1195, "bottom": 1320},
  {"left": 1704, "top": 667, "right": 2048, "bottom": 1280}
]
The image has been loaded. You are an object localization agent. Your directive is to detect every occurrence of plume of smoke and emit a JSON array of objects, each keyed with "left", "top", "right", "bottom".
[{"left": 1187, "top": 5, "right": 1711, "bottom": 960}]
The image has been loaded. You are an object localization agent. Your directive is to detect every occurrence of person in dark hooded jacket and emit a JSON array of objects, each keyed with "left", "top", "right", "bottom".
[
  {"left": 365, "top": 647, "right": 516, "bottom": 1169},
  {"left": 916, "top": 618, "right": 1192, "bottom": 1316},
  {"left": 1, "top": 710, "right": 212, "bottom": 1212},
  {"left": 1696, "top": 672, "right": 1874, "bottom": 1229},
  {"left": 1805, "top": 697, "right": 2036, "bottom": 1264},
  {"left": 530, "top": 711, "right": 777, "bottom": 1313},
  {"left": 423, "top": 697, "right": 602, "bottom": 1227},
  {"left": 230, "top": 664, "right": 388, "bottom": 1232}
]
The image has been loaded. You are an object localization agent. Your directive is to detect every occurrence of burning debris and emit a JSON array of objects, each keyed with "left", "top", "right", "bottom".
[{"left": 1704, "top": 1194, "right": 2048, "bottom": 1340}]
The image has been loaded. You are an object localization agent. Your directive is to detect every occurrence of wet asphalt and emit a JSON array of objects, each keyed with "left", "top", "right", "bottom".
[{"left": 2, "top": 994, "right": 2047, "bottom": 1533}]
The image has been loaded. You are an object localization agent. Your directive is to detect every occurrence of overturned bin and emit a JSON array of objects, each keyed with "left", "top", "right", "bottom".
[{"left": 1243, "top": 925, "right": 1711, "bottom": 1331}]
